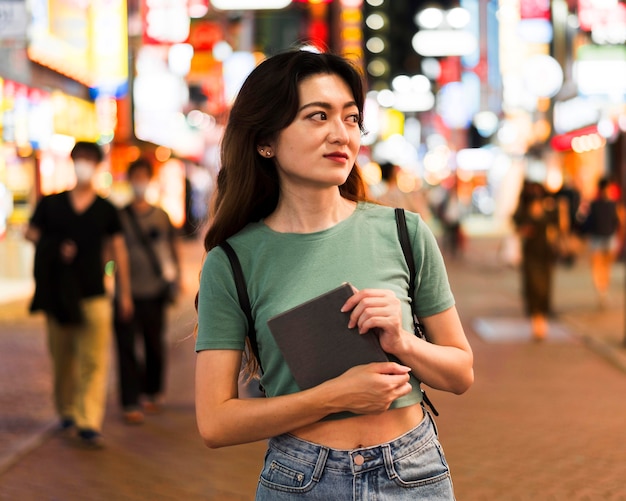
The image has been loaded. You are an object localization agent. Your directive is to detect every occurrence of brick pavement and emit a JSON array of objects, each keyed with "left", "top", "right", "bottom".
[{"left": 0, "top": 236, "right": 625, "bottom": 500}]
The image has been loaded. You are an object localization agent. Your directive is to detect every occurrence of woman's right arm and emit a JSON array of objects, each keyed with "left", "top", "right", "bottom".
[{"left": 195, "top": 349, "right": 412, "bottom": 449}]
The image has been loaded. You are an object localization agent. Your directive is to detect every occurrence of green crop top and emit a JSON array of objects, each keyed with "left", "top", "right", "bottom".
[{"left": 196, "top": 202, "right": 455, "bottom": 416}]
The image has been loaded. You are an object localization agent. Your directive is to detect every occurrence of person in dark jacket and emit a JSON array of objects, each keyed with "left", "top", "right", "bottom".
[
  {"left": 513, "top": 181, "right": 560, "bottom": 341},
  {"left": 25, "top": 141, "right": 133, "bottom": 449},
  {"left": 581, "top": 178, "right": 623, "bottom": 308}
]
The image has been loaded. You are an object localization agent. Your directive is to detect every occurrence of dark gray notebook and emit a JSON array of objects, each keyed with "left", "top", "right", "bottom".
[{"left": 267, "top": 283, "right": 389, "bottom": 390}]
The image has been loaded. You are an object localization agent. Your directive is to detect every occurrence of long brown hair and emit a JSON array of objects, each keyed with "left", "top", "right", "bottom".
[
  {"left": 199, "top": 50, "right": 368, "bottom": 377},
  {"left": 203, "top": 49, "right": 368, "bottom": 252}
]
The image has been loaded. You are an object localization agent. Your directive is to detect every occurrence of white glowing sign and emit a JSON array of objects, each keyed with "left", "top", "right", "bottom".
[
  {"left": 412, "top": 30, "right": 477, "bottom": 57},
  {"left": 211, "top": 0, "right": 291, "bottom": 9}
]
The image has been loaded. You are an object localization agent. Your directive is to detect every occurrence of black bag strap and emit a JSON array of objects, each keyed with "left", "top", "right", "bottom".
[
  {"left": 124, "top": 205, "right": 163, "bottom": 278},
  {"left": 219, "top": 241, "right": 261, "bottom": 371},
  {"left": 394, "top": 208, "right": 439, "bottom": 416},
  {"left": 395, "top": 210, "right": 416, "bottom": 312}
]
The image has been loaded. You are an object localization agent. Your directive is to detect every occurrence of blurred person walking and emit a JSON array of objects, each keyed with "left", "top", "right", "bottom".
[
  {"left": 114, "top": 158, "right": 181, "bottom": 424},
  {"left": 375, "top": 162, "right": 430, "bottom": 217},
  {"left": 554, "top": 177, "right": 583, "bottom": 267},
  {"left": 436, "top": 181, "right": 465, "bottom": 260},
  {"left": 580, "top": 178, "right": 623, "bottom": 308},
  {"left": 512, "top": 181, "right": 560, "bottom": 341},
  {"left": 25, "top": 141, "right": 133, "bottom": 449}
]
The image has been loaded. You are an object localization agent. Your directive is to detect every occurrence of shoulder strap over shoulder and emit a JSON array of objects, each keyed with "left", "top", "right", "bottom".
[
  {"left": 394, "top": 208, "right": 438, "bottom": 416},
  {"left": 395, "top": 208, "right": 416, "bottom": 302},
  {"left": 219, "top": 242, "right": 261, "bottom": 367}
]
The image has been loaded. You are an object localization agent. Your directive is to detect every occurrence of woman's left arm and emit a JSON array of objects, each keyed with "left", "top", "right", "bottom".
[
  {"left": 405, "top": 306, "right": 473, "bottom": 394},
  {"left": 344, "top": 291, "right": 473, "bottom": 395}
]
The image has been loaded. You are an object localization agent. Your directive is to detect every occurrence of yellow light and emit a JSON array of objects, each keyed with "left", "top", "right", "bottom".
[
  {"left": 155, "top": 146, "right": 172, "bottom": 162},
  {"left": 456, "top": 168, "right": 474, "bottom": 183},
  {"left": 361, "top": 161, "right": 382, "bottom": 185},
  {"left": 533, "top": 119, "right": 551, "bottom": 142},
  {"left": 397, "top": 171, "right": 418, "bottom": 193},
  {"left": 341, "top": 8, "right": 363, "bottom": 23},
  {"left": 17, "top": 145, "right": 33, "bottom": 158},
  {"left": 342, "top": 27, "right": 363, "bottom": 42}
]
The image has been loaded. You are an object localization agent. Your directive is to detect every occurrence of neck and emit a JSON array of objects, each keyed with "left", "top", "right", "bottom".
[
  {"left": 71, "top": 183, "right": 95, "bottom": 195},
  {"left": 265, "top": 189, "right": 356, "bottom": 233},
  {"left": 132, "top": 198, "right": 151, "bottom": 212}
]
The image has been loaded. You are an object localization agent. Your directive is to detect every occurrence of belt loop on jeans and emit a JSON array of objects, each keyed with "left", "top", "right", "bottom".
[
  {"left": 423, "top": 405, "right": 439, "bottom": 437},
  {"left": 312, "top": 446, "right": 329, "bottom": 482},
  {"left": 382, "top": 444, "right": 396, "bottom": 480}
]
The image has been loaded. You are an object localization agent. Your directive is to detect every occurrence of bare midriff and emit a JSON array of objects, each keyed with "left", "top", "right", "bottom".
[{"left": 291, "top": 403, "right": 424, "bottom": 450}]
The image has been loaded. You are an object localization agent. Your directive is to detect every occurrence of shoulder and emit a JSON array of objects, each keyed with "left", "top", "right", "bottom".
[
  {"left": 219, "top": 222, "right": 269, "bottom": 255},
  {"left": 94, "top": 195, "right": 118, "bottom": 211},
  {"left": 152, "top": 206, "right": 173, "bottom": 223},
  {"left": 357, "top": 202, "right": 426, "bottom": 234},
  {"left": 94, "top": 197, "right": 123, "bottom": 227},
  {"left": 40, "top": 191, "right": 67, "bottom": 206}
]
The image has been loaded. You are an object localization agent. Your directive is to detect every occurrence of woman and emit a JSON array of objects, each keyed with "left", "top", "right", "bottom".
[
  {"left": 195, "top": 49, "right": 473, "bottom": 500},
  {"left": 512, "top": 181, "right": 559, "bottom": 340}
]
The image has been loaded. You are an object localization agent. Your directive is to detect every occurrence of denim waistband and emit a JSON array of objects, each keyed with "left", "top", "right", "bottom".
[{"left": 268, "top": 409, "right": 437, "bottom": 476}]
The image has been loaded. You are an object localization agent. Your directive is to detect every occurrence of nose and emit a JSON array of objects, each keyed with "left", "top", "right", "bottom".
[{"left": 327, "top": 118, "right": 350, "bottom": 144}]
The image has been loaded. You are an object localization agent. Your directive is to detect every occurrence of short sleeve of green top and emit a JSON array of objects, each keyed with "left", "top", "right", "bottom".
[{"left": 196, "top": 202, "right": 455, "bottom": 415}]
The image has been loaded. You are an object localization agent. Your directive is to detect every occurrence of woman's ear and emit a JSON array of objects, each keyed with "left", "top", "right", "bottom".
[{"left": 257, "top": 145, "right": 273, "bottom": 158}]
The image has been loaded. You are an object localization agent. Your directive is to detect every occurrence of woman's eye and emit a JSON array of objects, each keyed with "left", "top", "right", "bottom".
[
  {"left": 310, "top": 111, "right": 327, "bottom": 120},
  {"left": 347, "top": 114, "right": 360, "bottom": 123}
]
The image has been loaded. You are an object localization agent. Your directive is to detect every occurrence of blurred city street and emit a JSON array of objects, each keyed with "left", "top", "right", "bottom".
[
  {"left": 0, "top": 1, "right": 625, "bottom": 499},
  {"left": 0, "top": 231, "right": 625, "bottom": 500}
]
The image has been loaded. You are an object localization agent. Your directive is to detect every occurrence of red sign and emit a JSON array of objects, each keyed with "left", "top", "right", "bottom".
[
  {"left": 578, "top": 0, "right": 626, "bottom": 32},
  {"left": 520, "top": 0, "right": 551, "bottom": 20},
  {"left": 550, "top": 124, "right": 598, "bottom": 152},
  {"left": 188, "top": 21, "right": 222, "bottom": 51}
]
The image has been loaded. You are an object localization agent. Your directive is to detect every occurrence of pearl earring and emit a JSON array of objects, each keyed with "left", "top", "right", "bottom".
[{"left": 266, "top": 151, "right": 271, "bottom": 157}]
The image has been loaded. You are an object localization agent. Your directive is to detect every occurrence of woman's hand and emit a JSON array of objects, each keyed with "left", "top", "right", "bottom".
[
  {"left": 321, "top": 362, "right": 413, "bottom": 415},
  {"left": 341, "top": 286, "right": 474, "bottom": 395},
  {"left": 341, "top": 287, "right": 411, "bottom": 355}
]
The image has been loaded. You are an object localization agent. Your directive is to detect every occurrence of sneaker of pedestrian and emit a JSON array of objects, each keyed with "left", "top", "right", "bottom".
[
  {"left": 75, "top": 429, "right": 105, "bottom": 450},
  {"left": 58, "top": 417, "right": 75, "bottom": 437},
  {"left": 123, "top": 409, "right": 145, "bottom": 425},
  {"left": 59, "top": 417, "right": 75, "bottom": 430},
  {"left": 142, "top": 396, "right": 163, "bottom": 415}
]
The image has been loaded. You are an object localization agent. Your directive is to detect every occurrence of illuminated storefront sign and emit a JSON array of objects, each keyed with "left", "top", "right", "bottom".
[
  {"left": 27, "top": 0, "right": 128, "bottom": 96},
  {"left": 51, "top": 91, "right": 99, "bottom": 141},
  {"left": 142, "top": 0, "right": 190, "bottom": 44},
  {"left": 578, "top": 0, "right": 626, "bottom": 36},
  {"left": 574, "top": 44, "right": 626, "bottom": 97},
  {"left": 211, "top": 0, "right": 291, "bottom": 8},
  {"left": 553, "top": 97, "right": 600, "bottom": 134},
  {"left": 550, "top": 124, "right": 605, "bottom": 152},
  {"left": 0, "top": 0, "right": 28, "bottom": 40},
  {"left": 520, "top": 0, "right": 550, "bottom": 20},
  {"left": 412, "top": 30, "right": 478, "bottom": 57},
  {"left": 339, "top": 3, "right": 363, "bottom": 67},
  {"left": 91, "top": 0, "right": 129, "bottom": 97}
]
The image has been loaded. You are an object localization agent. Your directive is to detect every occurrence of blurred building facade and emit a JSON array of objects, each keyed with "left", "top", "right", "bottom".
[{"left": 0, "top": 0, "right": 625, "bottom": 282}]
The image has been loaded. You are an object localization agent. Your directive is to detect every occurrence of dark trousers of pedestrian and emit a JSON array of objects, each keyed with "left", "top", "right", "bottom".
[
  {"left": 443, "top": 222, "right": 462, "bottom": 258},
  {"left": 114, "top": 296, "right": 166, "bottom": 411}
]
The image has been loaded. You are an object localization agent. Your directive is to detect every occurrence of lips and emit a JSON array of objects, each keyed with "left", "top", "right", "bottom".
[{"left": 324, "top": 152, "right": 349, "bottom": 161}]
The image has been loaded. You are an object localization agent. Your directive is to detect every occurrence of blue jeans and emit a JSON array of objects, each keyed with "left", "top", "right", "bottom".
[{"left": 255, "top": 410, "right": 455, "bottom": 500}]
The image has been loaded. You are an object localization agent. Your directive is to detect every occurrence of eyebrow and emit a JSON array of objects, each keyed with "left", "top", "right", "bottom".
[{"left": 298, "top": 101, "right": 358, "bottom": 113}]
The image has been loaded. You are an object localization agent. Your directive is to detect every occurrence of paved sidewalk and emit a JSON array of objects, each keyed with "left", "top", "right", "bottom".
[{"left": 0, "top": 235, "right": 625, "bottom": 500}]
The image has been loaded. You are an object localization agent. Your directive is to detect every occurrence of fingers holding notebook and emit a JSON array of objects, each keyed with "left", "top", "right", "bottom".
[{"left": 320, "top": 362, "right": 413, "bottom": 415}]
